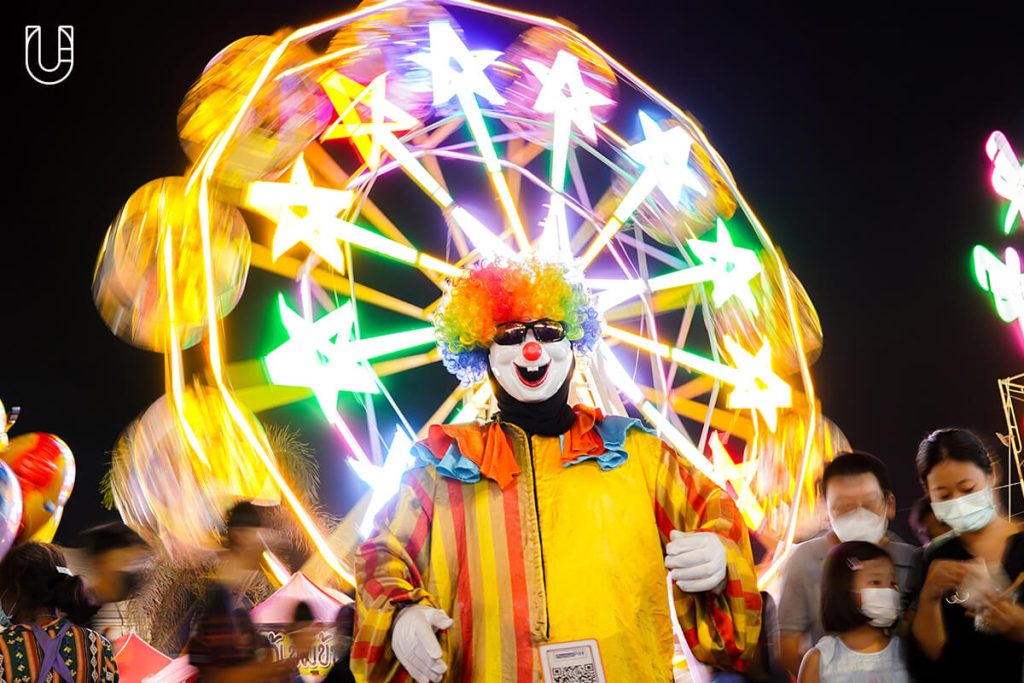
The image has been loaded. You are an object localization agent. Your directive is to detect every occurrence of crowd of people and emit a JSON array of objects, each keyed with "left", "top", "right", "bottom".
[{"left": 0, "top": 427, "right": 1020, "bottom": 682}]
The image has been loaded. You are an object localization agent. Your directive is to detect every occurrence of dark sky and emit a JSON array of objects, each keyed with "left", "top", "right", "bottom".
[{"left": 8, "top": 1, "right": 1023, "bottom": 546}]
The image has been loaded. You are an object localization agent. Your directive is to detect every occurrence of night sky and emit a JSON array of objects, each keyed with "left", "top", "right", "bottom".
[{"left": 8, "top": 1, "right": 1023, "bottom": 546}]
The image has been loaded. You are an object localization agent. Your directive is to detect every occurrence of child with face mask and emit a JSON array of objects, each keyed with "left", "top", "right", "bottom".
[
  {"left": 797, "top": 541, "right": 908, "bottom": 683},
  {"left": 904, "top": 428, "right": 1024, "bottom": 681}
]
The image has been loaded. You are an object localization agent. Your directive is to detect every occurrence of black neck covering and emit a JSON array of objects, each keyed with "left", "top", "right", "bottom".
[{"left": 488, "top": 358, "right": 576, "bottom": 437}]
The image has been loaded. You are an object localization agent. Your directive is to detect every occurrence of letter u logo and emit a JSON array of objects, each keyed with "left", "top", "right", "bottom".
[{"left": 25, "top": 25, "right": 74, "bottom": 85}]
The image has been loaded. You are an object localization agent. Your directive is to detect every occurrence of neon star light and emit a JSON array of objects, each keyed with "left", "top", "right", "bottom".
[
  {"left": 412, "top": 21, "right": 529, "bottom": 249},
  {"left": 524, "top": 50, "right": 614, "bottom": 259},
  {"left": 580, "top": 111, "right": 705, "bottom": 266},
  {"left": 264, "top": 295, "right": 435, "bottom": 460},
  {"left": 596, "top": 218, "right": 761, "bottom": 311},
  {"left": 319, "top": 72, "right": 514, "bottom": 258},
  {"left": 321, "top": 72, "right": 419, "bottom": 171},
  {"left": 349, "top": 426, "right": 416, "bottom": 537},
  {"left": 246, "top": 153, "right": 352, "bottom": 271},
  {"left": 604, "top": 325, "right": 791, "bottom": 430},
  {"left": 246, "top": 157, "right": 464, "bottom": 276},
  {"left": 973, "top": 245, "right": 1024, "bottom": 335},
  {"left": 986, "top": 131, "right": 1023, "bottom": 234}
]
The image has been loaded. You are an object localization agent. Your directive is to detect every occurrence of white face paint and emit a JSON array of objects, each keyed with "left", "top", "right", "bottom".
[{"left": 488, "top": 329, "right": 574, "bottom": 403}]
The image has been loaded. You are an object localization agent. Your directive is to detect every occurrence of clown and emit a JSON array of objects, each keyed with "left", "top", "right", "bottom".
[{"left": 353, "top": 258, "right": 761, "bottom": 682}]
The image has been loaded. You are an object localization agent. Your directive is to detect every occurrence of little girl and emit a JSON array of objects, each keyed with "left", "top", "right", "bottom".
[{"left": 798, "top": 541, "right": 909, "bottom": 683}]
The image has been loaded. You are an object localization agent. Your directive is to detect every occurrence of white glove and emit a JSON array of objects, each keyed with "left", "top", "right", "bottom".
[
  {"left": 392, "top": 604, "right": 453, "bottom": 683},
  {"left": 665, "top": 530, "right": 728, "bottom": 593}
]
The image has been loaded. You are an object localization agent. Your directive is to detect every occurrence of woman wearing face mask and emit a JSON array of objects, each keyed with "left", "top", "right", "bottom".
[
  {"left": 0, "top": 541, "right": 120, "bottom": 681},
  {"left": 905, "top": 428, "right": 1024, "bottom": 681},
  {"left": 797, "top": 541, "right": 908, "bottom": 683}
]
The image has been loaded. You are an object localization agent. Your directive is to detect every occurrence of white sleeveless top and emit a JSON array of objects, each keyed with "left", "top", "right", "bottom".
[{"left": 814, "top": 635, "right": 909, "bottom": 683}]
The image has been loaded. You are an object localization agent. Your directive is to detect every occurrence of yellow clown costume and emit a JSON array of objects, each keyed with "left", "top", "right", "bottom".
[{"left": 352, "top": 259, "right": 762, "bottom": 681}]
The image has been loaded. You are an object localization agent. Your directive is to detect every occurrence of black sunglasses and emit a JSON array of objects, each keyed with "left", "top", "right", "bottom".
[{"left": 493, "top": 319, "right": 568, "bottom": 345}]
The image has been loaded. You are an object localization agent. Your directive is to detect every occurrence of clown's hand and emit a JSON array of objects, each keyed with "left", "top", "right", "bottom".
[
  {"left": 392, "top": 605, "right": 453, "bottom": 683},
  {"left": 665, "top": 530, "right": 728, "bottom": 593}
]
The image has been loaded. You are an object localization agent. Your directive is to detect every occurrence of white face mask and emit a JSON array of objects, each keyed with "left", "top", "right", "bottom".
[
  {"left": 488, "top": 331, "right": 574, "bottom": 403},
  {"left": 859, "top": 587, "right": 900, "bottom": 627},
  {"left": 830, "top": 507, "right": 888, "bottom": 543},
  {"left": 930, "top": 487, "right": 995, "bottom": 534}
]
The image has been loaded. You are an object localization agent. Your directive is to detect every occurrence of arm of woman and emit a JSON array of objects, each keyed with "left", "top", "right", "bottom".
[{"left": 796, "top": 647, "right": 820, "bottom": 683}]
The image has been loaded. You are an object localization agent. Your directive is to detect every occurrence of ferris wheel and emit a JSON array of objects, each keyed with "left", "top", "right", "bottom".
[{"left": 93, "top": 0, "right": 848, "bottom": 585}]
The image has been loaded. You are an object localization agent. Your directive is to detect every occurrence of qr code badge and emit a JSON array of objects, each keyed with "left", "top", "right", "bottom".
[{"left": 539, "top": 639, "right": 606, "bottom": 683}]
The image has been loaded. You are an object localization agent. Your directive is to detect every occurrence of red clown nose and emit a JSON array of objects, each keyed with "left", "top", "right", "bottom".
[{"left": 522, "top": 341, "right": 542, "bottom": 361}]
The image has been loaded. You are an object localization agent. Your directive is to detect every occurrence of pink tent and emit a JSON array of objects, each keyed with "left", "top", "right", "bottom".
[
  {"left": 249, "top": 572, "right": 348, "bottom": 625},
  {"left": 112, "top": 633, "right": 172, "bottom": 683}
]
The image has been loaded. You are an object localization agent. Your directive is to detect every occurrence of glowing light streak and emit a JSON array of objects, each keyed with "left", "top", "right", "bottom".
[
  {"left": 349, "top": 427, "right": 416, "bottom": 537},
  {"left": 451, "top": 382, "right": 493, "bottom": 424},
  {"left": 708, "top": 432, "right": 764, "bottom": 530},
  {"left": 605, "top": 326, "right": 791, "bottom": 431},
  {"left": 524, "top": 50, "right": 613, "bottom": 260},
  {"left": 262, "top": 549, "right": 291, "bottom": 587},
  {"left": 580, "top": 112, "right": 705, "bottom": 266},
  {"left": 594, "top": 220, "right": 761, "bottom": 312},
  {"left": 973, "top": 245, "right": 1024, "bottom": 334},
  {"left": 986, "top": 131, "right": 1023, "bottom": 233},
  {"left": 598, "top": 344, "right": 724, "bottom": 487},
  {"left": 413, "top": 21, "right": 529, "bottom": 249}
]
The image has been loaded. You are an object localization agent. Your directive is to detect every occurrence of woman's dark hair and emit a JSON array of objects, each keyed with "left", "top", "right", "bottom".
[
  {"left": 821, "top": 541, "right": 893, "bottom": 634},
  {"left": 916, "top": 428, "right": 994, "bottom": 485},
  {"left": 0, "top": 542, "right": 99, "bottom": 624},
  {"left": 78, "top": 521, "right": 147, "bottom": 558}
]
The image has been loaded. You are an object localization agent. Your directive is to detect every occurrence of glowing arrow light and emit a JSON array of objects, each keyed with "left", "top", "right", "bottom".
[
  {"left": 973, "top": 245, "right": 1024, "bottom": 334},
  {"left": 986, "top": 131, "right": 1024, "bottom": 234},
  {"left": 525, "top": 50, "right": 614, "bottom": 260},
  {"left": 349, "top": 426, "right": 416, "bottom": 537},
  {"left": 580, "top": 112, "right": 705, "bottom": 267},
  {"left": 412, "top": 21, "right": 529, "bottom": 249},
  {"left": 595, "top": 219, "right": 761, "bottom": 311}
]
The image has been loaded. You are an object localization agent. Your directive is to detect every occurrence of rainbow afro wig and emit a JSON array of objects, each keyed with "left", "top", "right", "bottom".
[{"left": 433, "top": 257, "right": 602, "bottom": 384}]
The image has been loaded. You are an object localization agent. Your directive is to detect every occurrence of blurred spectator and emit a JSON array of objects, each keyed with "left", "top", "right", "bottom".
[
  {"left": 322, "top": 604, "right": 355, "bottom": 683},
  {"left": 0, "top": 541, "right": 119, "bottom": 681},
  {"left": 777, "top": 451, "right": 915, "bottom": 677},
  {"left": 77, "top": 521, "right": 152, "bottom": 640},
  {"left": 186, "top": 501, "right": 295, "bottom": 682},
  {"left": 908, "top": 495, "right": 952, "bottom": 547},
  {"left": 797, "top": 541, "right": 909, "bottom": 683},
  {"left": 905, "top": 428, "right": 1024, "bottom": 681}
]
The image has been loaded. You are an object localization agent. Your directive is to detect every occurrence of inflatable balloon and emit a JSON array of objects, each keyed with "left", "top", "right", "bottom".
[
  {"left": 0, "top": 461, "right": 22, "bottom": 561},
  {"left": 1, "top": 433, "right": 76, "bottom": 543}
]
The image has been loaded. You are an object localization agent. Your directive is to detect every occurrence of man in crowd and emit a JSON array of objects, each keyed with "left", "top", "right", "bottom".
[
  {"left": 76, "top": 522, "right": 152, "bottom": 640},
  {"left": 776, "top": 451, "right": 916, "bottom": 677}
]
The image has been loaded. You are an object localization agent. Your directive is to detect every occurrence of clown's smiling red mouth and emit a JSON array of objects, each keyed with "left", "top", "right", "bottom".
[{"left": 514, "top": 362, "right": 550, "bottom": 387}]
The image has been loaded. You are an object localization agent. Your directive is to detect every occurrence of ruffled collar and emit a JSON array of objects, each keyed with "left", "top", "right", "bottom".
[{"left": 413, "top": 405, "right": 647, "bottom": 488}]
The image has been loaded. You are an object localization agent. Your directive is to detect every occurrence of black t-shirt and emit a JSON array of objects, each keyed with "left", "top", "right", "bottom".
[{"left": 905, "top": 531, "right": 1024, "bottom": 681}]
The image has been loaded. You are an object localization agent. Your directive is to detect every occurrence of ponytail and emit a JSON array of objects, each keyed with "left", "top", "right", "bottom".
[
  {"left": 51, "top": 572, "right": 99, "bottom": 624},
  {"left": 0, "top": 542, "right": 98, "bottom": 624}
]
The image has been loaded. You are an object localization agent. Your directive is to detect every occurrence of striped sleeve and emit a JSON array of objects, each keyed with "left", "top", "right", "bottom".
[
  {"left": 651, "top": 438, "right": 763, "bottom": 672},
  {"left": 352, "top": 464, "right": 439, "bottom": 682}
]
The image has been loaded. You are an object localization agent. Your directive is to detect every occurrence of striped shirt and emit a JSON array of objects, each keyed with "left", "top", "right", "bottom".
[
  {"left": 0, "top": 617, "right": 118, "bottom": 682},
  {"left": 353, "top": 414, "right": 762, "bottom": 682}
]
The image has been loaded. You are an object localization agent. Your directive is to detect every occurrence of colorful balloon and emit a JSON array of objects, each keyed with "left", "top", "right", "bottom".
[
  {"left": 0, "top": 461, "right": 22, "bottom": 561},
  {"left": 92, "top": 176, "right": 251, "bottom": 351},
  {"left": 1, "top": 433, "right": 76, "bottom": 543}
]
